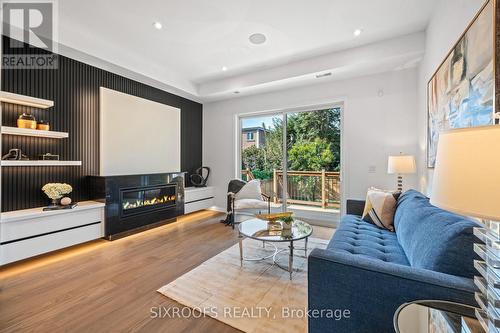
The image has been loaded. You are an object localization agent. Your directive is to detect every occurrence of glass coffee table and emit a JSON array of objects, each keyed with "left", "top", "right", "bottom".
[
  {"left": 394, "top": 300, "right": 484, "bottom": 333},
  {"left": 237, "top": 217, "right": 313, "bottom": 280}
]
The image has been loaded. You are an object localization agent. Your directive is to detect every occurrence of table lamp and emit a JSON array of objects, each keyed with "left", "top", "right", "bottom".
[
  {"left": 430, "top": 126, "right": 500, "bottom": 331},
  {"left": 387, "top": 154, "right": 416, "bottom": 191}
]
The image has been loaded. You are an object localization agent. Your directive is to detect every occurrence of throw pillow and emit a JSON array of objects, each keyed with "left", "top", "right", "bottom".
[
  {"left": 234, "top": 179, "right": 262, "bottom": 200},
  {"left": 362, "top": 187, "right": 401, "bottom": 231}
]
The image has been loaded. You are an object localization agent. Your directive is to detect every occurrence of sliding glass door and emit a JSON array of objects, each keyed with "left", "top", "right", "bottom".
[
  {"left": 284, "top": 108, "right": 341, "bottom": 221},
  {"left": 239, "top": 106, "right": 342, "bottom": 225},
  {"left": 240, "top": 114, "right": 284, "bottom": 211}
]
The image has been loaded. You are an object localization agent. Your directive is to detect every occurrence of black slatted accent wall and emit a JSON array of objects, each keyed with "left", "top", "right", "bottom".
[{"left": 1, "top": 36, "right": 203, "bottom": 212}]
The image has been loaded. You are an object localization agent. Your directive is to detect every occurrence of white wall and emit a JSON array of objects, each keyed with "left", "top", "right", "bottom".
[
  {"left": 204, "top": 68, "right": 419, "bottom": 210},
  {"left": 416, "top": 0, "right": 485, "bottom": 195}
]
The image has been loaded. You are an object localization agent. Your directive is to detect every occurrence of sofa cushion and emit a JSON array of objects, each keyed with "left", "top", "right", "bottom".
[
  {"left": 361, "top": 187, "right": 401, "bottom": 231},
  {"left": 394, "top": 190, "right": 480, "bottom": 278},
  {"left": 328, "top": 215, "right": 409, "bottom": 266}
]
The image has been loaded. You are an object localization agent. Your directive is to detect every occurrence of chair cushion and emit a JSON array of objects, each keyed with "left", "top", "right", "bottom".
[
  {"left": 235, "top": 179, "right": 262, "bottom": 200},
  {"left": 327, "top": 215, "right": 409, "bottom": 266},
  {"left": 233, "top": 198, "right": 268, "bottom": 210},
  {"left": 394, "top": 190, "right": 480, "bottom": 278}
]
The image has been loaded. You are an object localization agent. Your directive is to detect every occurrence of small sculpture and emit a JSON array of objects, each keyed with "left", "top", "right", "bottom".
[
  {"left": 190, "top": 166, "right": 210, "bottom": 187},
  {"left": 2, "top": 148, "right": 28, "bottom": 160}
]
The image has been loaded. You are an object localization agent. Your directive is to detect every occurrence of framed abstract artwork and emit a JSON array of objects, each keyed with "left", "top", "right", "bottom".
[{"left": 427, "top": 0, "right": 499, "bottom": 168}]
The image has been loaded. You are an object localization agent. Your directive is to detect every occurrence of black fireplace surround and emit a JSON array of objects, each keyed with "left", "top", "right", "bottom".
[{"left": 89, "top": 173, "right": 185, "bottom": 239}]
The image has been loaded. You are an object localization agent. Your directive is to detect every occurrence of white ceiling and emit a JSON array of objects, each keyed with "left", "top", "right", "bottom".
[{"left": 56, "top": 0, "right": 437, "bottom": 101}]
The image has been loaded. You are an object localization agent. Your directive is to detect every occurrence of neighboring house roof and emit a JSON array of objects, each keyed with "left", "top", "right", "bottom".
[{"left": 242, "top": 126, "right": 269, "bottom": 132}]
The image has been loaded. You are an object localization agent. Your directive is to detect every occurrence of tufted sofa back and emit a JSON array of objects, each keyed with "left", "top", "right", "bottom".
[{"left": 394, "top": 190, "right": 479, "bottom": 278}]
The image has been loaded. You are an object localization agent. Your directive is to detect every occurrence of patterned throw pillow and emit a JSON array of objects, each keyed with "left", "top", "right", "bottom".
[{"left": 362, "top": 187, "right": 401, "bottom": 231}]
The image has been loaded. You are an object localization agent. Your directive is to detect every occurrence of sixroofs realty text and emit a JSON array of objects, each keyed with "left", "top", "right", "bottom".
[{"left": 150, "top": 306, "right": 351, "bottom": 320}]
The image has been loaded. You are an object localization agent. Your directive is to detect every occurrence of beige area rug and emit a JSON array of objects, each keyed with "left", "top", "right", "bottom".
[{"left": 158, "top": 237, "right": 328, "bottom": 333}]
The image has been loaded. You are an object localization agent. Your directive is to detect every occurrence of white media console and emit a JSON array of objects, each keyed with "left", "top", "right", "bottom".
[
  {"left": 0, "top": 187, "right": 216, "bottom": 265},
  {"left": 184, "top": 186, "right": 215, "bottom": 214},
  {"left": 0, "top": 201, "right": 105, "bottom": 265}
]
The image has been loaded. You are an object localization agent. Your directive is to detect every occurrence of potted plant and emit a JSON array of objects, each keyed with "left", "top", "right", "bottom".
[
  {"left": 279, "top": 215, "right": 294, "bottom": 230},
  {"left": 42, "top": 183, "right": 72, "bottom": 206}
]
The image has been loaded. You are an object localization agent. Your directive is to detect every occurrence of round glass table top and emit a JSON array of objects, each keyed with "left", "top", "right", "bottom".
[{"left": 238, "top": 218, "right": 313, "bottom": 242}]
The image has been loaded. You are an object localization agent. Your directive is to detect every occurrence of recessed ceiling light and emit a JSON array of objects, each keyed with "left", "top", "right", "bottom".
[
  {"left": 353, "top": 28, "right": 362, "bottom": 37},
  {"left": 153, "top": 22, "right": 163, "bottom": 30},
  {"left": 222, "top": 66, "right": 228, "bottom": 71},
  {"left": 249, "top": 33, "right": 266, "bottom": 45}
]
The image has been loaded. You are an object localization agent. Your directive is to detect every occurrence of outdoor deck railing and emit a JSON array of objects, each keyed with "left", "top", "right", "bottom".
[{"left": 241, "top": 169, "right": 340, "bottom": 209}]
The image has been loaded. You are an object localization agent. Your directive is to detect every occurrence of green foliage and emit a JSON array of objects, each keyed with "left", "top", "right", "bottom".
[
  {"left": 241, "top": 108, "right": 341, "bottom": 174},
  {"left": 242, "top": 146, "right": 264, "bottom": 170},
  {"left": 251, "top": 169, "right": 273, "bottom": 180},
  {"left": 286, "top": 108, "right": 341, "bottom": 171},
  {"left": 279, "top": 216, "right": 294, "bottom": 224},
  {"left": 288, "top": 138, "right": 334, "bottom": 171}
]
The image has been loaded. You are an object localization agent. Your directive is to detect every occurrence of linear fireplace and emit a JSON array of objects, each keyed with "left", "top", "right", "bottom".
[
  {"left": 89, "top": 173, "right": 185, "bottom": 239},
  {"left": 121, "top": 184, "right": 177, "bottom": 217}
]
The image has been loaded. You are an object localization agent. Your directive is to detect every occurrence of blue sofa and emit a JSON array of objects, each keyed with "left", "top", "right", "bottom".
[{"left": 308, "top": 190, "right": 479, "bottom": 333}]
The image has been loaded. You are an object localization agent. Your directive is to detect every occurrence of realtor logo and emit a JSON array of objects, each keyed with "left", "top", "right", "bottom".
[{"left": 1, "top": 0, "right": 58, "bottom": 68}]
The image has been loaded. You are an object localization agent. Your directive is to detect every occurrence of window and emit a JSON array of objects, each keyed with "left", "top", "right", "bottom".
[{"left": 246, "top": 132, "right": 254, "bottom": 140}]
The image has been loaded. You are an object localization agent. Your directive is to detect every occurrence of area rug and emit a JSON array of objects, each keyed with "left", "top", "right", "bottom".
[{"left": 158, "top": 237, "right": 328, "bottom": 333}]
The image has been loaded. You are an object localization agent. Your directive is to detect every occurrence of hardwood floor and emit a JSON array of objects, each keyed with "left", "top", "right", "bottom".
[{"left": 0, "top": 211, "right": 334, "bottom": 333}]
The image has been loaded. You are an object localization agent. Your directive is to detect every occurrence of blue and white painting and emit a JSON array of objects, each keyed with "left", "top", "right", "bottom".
[{"left": 427, "top": 0, "right": 498, "bottom": 167}]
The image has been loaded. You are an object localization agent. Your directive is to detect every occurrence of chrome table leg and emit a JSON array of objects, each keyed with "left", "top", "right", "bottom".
[
  {"left": 239, "top": 233, "right": 243, "bottom": 267},
  {"left": 289, "top": 240, "right": 294, "bottom": 280}
]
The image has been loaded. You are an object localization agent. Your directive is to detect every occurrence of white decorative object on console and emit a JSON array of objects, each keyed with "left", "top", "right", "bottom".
[
  {"left": 0, "top": 201, "right": 105, "bottom": 265},
  {"left": 184, "top": 186, "right": 215, "bottom": 214}
]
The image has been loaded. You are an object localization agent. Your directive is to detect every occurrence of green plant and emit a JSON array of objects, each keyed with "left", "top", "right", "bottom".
[{"left": 279, "top": 216, "right": 294, "bottom": 224}]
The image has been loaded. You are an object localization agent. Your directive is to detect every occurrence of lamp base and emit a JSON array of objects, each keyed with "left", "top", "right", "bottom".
[{"left": 397, "top": 175, "right": 403, "bottom": 192}]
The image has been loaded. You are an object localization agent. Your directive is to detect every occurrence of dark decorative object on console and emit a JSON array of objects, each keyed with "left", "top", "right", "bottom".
[
  {"left": 89, "top": 173, "right": 185, "bottom": 240},
  {"left": 189, "top": 166, "right": 210, "bottom": 187}
]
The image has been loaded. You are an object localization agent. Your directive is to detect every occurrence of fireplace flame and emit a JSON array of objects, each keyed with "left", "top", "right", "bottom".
[{"left": 123, "top": 195, "right": 176, "bottom": 210}]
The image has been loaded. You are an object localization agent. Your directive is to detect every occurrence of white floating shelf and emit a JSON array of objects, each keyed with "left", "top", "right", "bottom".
[
  {"left": 0, "top": 91, "right": 54, "bottom": 109},
  {"left": 1, "top": 160, "right": 82, "bottom": 166},
  {"left": 1, "top": 126, "right": 69, "bottom": 138}
]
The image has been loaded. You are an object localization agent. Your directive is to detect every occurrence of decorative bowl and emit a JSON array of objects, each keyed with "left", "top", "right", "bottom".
[{"left": 255, "top": 212, "right": 293, "bottom": 222}]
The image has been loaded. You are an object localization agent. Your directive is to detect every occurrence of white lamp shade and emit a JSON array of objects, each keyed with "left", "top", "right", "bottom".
[
  {"left": 387, "top": 155, "right": 416, "bottom": 174},
  {"left": 430, "top": 126, "right": 500, "bottom": 220}
]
